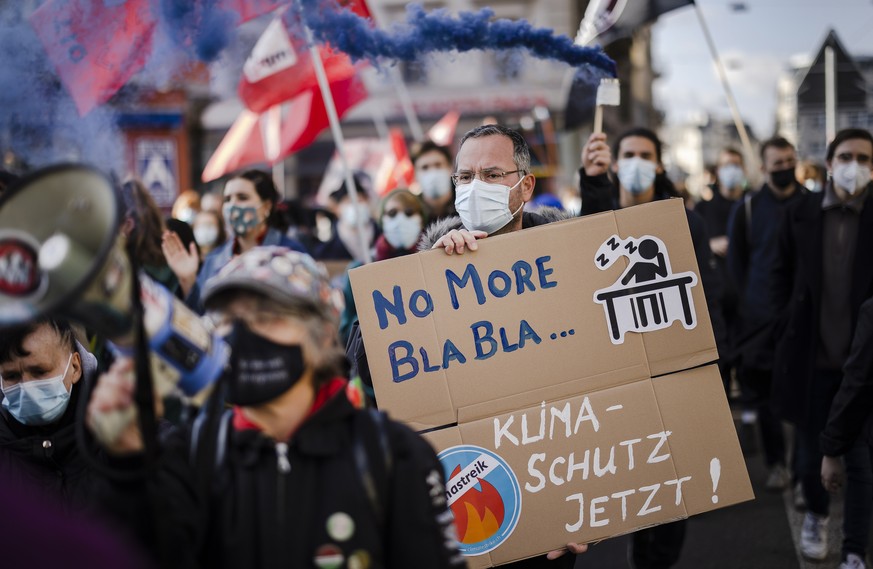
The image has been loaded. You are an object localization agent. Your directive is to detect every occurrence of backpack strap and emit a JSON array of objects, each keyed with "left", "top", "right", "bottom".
[
  {"left": 352, "top": 408, "right": 393, "bottom": 529},
  {"left": 190, "top": 407, "right": 233, "bottom": 469}
]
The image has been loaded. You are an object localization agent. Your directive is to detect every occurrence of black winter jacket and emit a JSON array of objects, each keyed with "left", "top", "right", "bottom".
[
  {"left": 0, "top": 343, "right": 107, "bottom": 512},
  {"left": 820, "top": 297, "right": 873, "bottom": 456},
  {"left": 771, "top": 189, "right": 873, "bottom": 429},
  {"left": 103, "top": 379, "right": 464, "bottom": 569},
  {"left": 726, "top": 183, "right": 806, "bottom": 370}
]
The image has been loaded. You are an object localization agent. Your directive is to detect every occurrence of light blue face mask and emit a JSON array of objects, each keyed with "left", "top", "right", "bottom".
[{"left": 1, "top": 354, "right": 73, "bottom": 426}]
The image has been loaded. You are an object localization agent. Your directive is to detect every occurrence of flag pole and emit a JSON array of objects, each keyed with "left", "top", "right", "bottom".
[
  {"left": 825, "top": 45, "right": 836, "bottom": 143},
  {"left": 263, "top": 104, "right": 286, "bottom": 200},
  {"left": 304, "top": 26, "right": 372, "bottom": 264},
  {"left": 692, "top": 2, "right": 755, "bottom": 165}
]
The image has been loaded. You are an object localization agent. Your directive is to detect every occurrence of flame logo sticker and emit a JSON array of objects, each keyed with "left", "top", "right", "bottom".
[{"left": 438, "top": 445, "right": 521, "bottom": 556}]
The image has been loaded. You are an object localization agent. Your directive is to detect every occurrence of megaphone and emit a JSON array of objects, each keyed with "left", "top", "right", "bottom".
[{"left": 0, "top": 164, "right": 227, "bottom": 444}]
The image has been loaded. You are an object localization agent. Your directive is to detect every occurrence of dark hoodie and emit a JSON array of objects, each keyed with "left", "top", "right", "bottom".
[
  {"left": 100, "top": 378, "right": 465, "bottom": 569},
  {"left": 0, "top": 341, "right": 107, "bottom": 512}
]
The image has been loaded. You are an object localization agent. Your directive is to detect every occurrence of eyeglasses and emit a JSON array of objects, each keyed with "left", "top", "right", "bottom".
[
  {"left": 451, "top": 169, "right": 524, "bottom": 186},
  {"left": 383, "top": 207, "right": 419, "bottom": 218}
]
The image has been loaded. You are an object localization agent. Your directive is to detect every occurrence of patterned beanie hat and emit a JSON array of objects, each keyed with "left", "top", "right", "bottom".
[{"left": 202, "top": 246, "right": 343, "bottom": 321}]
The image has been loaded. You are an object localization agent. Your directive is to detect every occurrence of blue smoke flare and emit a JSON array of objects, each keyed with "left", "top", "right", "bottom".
[
  {"left": 0, "top": 13, "right": 123, "bottom": 171},
  {"left": 159, "top": 0, "right": 238, "bottom": 63},
  {"left": 297, "top": 1, "right": 616, "bottom": 77}
]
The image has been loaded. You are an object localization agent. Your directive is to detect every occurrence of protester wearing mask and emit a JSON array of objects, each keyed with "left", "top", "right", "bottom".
[
  {"left": 726, "top": 136, "right": 806, "bottom": 498},
  {"left": 163, "top": 169, "right": 306, "bottom": 314},
  {"left": 412, "top": 141, "right": 456, "bottom": 224},
  {"left": 309, "top": 177, "right": 377, "bottom": 264},
  {"left": 772, "top": 128, "right": 873, "bottom": 566},
  {"left": 577, "top": 128, "right": 724, "bottom": 569},
  {"left": 339, "top": 189, "right": 427, "bottom": 346},
  {"left": 88, "top": 247, "right": 465, "bottom": 569},
  {"left": 406, "top": 125, "right": 588, "bottom": 569},
  {"left": 0, "top": 318, "right": 107, "bottom": 511},
  {"left": 420, "top": 124, "right": 571, "bottom": 252},
  {"left": 191, "top": 210, "right": 226, "bottom": 257},
  {"left": 695, "top": 148, "right": 747, "bottom": 396},
  {"left": 171, "top": 189, "right": 201, "bottom": 225}
]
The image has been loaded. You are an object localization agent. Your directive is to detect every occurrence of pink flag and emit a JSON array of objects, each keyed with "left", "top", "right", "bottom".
[{"left": 29, "top": 0, "right": 157, "bottom": 116}]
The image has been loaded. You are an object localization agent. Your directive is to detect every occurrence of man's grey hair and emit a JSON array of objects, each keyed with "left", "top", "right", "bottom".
[{"left": 456, "top": 124, "right": 531, "bottom": 174}]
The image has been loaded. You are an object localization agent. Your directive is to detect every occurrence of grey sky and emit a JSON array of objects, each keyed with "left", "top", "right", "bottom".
[{"left": 652, "top": 0, "right": 873, "bottom": 138}]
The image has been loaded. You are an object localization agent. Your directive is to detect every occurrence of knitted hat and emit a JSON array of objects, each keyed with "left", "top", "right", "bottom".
[{"left": 202, "top": 247, "right": 343, "bottom": 321}]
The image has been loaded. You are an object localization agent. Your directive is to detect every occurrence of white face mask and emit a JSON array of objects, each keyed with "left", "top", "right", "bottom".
[
  {"left": 832, "top": 161, "right": 871, "bottom": 195},
  {"left": 194, "top": 225, "right": 219, "bottom": 247},
  {"left": 617, "top": 157, "right": 658, "bottom": 195},
  {"left": 340, "top": 202, "right": 371, "bottom": 227},
  {"left": 1, "top": 353, "right": 73, "bottom": 426},
  {"left": 176, "top": 208, "right": 196, "bottom": 225},
  {"left": 382, "top": 213, "right": 423, "bottom": 250},
  {"left": 417, "top": 169, "right": 453, "bottom": 200},
  {"left": 717, "top": 164, "right": 744, "bottom": 191},
  {"left": 455, "top": 176, "right": 525, "bottom": 235}
]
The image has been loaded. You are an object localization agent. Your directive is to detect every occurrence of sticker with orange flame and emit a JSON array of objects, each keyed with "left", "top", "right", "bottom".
[{"left": 438, "top": 445, "right": 522, "bottom": 555}]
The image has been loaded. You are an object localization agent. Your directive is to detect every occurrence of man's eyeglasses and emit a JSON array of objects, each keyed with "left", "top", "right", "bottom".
[
  {"left": 451, "top": 169, "right": 524, "bottom": 186},
  {"left": 383, "top": 207, "right": 419, "bottom": 218}
]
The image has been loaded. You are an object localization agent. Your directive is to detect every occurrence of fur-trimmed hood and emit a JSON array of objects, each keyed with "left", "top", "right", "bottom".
[{"left": 417, "top": 206, "right": 571, "bottom": 251}]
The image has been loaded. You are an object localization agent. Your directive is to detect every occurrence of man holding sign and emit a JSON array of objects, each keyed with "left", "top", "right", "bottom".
[
  {"left": 424, "top": 124, "right": 568, "bottom": 256},
  {"left": 349, "top": 123, "right": 752, "bottom": 568},
  {"left": 422, "top": 124, "right": 584, "bottom": 568}
]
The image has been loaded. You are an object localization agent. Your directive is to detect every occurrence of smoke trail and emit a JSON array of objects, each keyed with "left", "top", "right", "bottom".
[
  {"left": 0, "top": 8, "right": 124, "bottom": 172},
  {"left": 1, "top": 0, "right": 614, "bottom": 175},
  {"left": 297, "top": 1, "right": 616, "bottom": 77},
  {"left": 158, "top": 0, "right": 239, "bottom": 63}
]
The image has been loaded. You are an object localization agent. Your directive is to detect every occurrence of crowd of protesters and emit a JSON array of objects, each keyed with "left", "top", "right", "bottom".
[{"left": 1, "top": 122, "right": 873, "bottom": 569}]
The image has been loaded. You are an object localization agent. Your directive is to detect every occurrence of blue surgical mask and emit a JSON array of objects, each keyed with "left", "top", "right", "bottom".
[
  {"left": 223, "top": 204, "right": 263, "bottom": 236},
  {"left": 1, "top": 353, "right": 74, "bottom": 426}
]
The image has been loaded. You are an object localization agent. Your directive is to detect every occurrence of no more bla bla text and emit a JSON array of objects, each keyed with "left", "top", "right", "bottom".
[{"left": 370, "top": 256, "right": 558, "bottom": 383}]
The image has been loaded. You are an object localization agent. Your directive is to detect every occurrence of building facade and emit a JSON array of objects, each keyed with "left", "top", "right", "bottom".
[{"left": 777, "top": 30, "right": 873, "bottom": 162}]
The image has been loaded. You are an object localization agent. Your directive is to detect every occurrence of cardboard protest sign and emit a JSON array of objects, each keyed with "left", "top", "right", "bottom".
[{"left": 349, "top": 199, "right": 753, "bottom": 567}]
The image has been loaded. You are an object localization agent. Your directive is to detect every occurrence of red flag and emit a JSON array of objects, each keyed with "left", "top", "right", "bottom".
[
  {"left": 203, "top": 72, "right": 367, "bottom": 182},
  {"left": 337, "top": 0, "right": 372, "bottom": 19},
  {"left": 29, "top": 0, "right": 156, "bottom": 116},
  {"left": 377, "top": 129, "right": 415, "bottom": 195},
  {"left": 201, "top": 109, "right": 265, "bottom": 182},
  {"left": 278, "top": 72, "right": 368, "bottom": 156},
  {"left": 238, "top": 16, "right": 358, "bottom": 114},
  {"left": 427, "top": 110, "right": 460, "bottom": 147}
]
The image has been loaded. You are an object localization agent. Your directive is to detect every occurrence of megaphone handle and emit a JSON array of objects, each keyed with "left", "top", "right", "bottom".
[{"left": 90, "top": 406, "right": 138, "bottom": 449}]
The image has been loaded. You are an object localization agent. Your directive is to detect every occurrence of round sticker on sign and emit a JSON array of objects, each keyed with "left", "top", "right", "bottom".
[{"left": 437, "top": 445, "right": 522, "bottom": 556}]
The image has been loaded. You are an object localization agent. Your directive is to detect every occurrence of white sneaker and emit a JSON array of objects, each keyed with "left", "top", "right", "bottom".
[
  {"left": 800, "top": 513, "right": 828, "bottom": 560},
  {"left": 840, "top": 553, "right": 866, "bottom": 569},
  {"left": 766, "top": 465, "right": 789, "bottom": 491},
  {"left": 794, "top": 482, "right": 807, "bottom": 511}
]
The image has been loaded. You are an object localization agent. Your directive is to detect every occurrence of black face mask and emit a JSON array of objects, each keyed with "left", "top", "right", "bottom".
[
  {"left": 770, "top": 167, "right": 796, "bottom": 190},
  {"left": 223, "top": 320, "right": 306, "bottom": 406}
]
